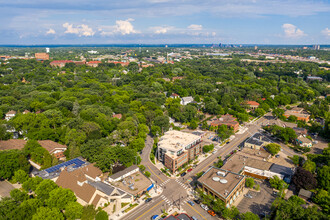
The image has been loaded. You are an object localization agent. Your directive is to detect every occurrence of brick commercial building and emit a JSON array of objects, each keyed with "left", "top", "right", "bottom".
[
  {"left": 35, "top": 53, "right": 49, "bottom": 60},
  {"left": 209, "top": 114, "right": 239, "bottom": 132},
  {"left": 198, "top": 167, "right": 245, "bottom": 208},
  {"left": 50, "top": 60, "right": 73, "bottom": 68},
  {"left": 157, "top": 130, "right": 202, "bottom": 173},
  {"left": 284, "top": 107, "right": 310, "bottom": 122}
]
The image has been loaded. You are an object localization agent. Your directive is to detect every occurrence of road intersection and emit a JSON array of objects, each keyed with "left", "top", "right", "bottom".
[{"left": 123, "top": 114, "right": 297, "bottom": 220}]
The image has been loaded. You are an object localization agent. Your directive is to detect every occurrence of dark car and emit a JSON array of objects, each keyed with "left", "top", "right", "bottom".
[
  {"left": 226, "top": 142, "right": 230, "bottom": 144},
  {"left": 145, "top": 198, "right": 152, "bottom": 203},
  {"left": 180, "top": 172, "right": 186, "bottom": 177},
  {"left": 194, "top": 200, "right": 201, "bottom": 204}
]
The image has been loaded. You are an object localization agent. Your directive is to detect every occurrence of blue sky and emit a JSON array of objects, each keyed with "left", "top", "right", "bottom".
[{"left": 0, "top": 0, "right": 329, "bottom": 44}]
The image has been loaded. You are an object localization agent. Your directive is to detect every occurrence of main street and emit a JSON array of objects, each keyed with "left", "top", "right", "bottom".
[{"left": 124, "top": 113, "right": 291, "bottom": 220}]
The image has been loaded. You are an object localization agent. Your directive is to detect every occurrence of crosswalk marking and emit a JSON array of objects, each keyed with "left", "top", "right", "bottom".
[
  {"left": 159, "top": 179, "right": 170, "bottom": 187},
  {"left": 175, "top": 179, "right": 189, "bottom": 190}
]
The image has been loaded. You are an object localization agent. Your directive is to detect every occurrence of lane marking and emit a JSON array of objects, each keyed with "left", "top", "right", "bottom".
[
  {"left": 147, "top": 165, "right": 164, "bottom": 183},
  {"left": 185, "top": 117, "right": 268, "bottom": 183},
  {"left": 136, "top": 200, "right": 164, "bottom": 220},
  {"left": 186, "top": 203, "right": 207, "bottom": 220}
]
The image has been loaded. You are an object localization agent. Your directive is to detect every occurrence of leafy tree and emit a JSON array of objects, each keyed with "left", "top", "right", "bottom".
[
  {"left": 95, "top": 210, "right": 108, "bottom": 220},
  {"left": 150, "top": 125, "right": 161, "bottom": 137},
  {"left": 312, "top": 189, "right": 330, "bottom": 214},
  {"left": 0, "top": 197, "right": 17, "bottom": 220},
  {"left": 81, "top": 205, "right": 97, "bottom": 220},
  {"left": 0, "top": 150, "right": 30, "bottom": 180},
  {"left": 129, "top": 138, "right": 145, "bottom": 152},
  {"left": 144, "top": 171, "right": 151, "bottom": 178},
  {"left": 64, "top": 201, "right": 84, "bottom": 220},
  {"left": 302, "top": 160, "right": 316, "bottom": 173},
  {"left": 240, "top": 212, "right": 259, "bottom": 220},
  {"left": 22, "top": 176, "right": 43, "bottom": 192},
  {"left": 292, "top": 167, "right": 317, "bottom": 190},
  {"left": 269, "top": 175, "right": 288, "bottom": 190},
  {"left": 35, "top": 179, "right": 58, "bottom": 201},
  {"left": 16, "top": 199, "right": 42, "bottom": 220},
  {"left": 317, "top": 165, "right": 330, "bottom": 192},
  {"left": 265, "top": 143, "right": 281, "bottom": 156},
  {"left": 32, "top": 207, "right": 64, "bottom": 220},
  {"left": 46, "top": 187, "right": 76, "bottom": 210},
  {"left": 203, "top": 144, "right": 214, "bottom": 153},
  {"left": 245, "top": 177, "right": 255, "bottom": 188},
  {"left": 214, "top": 158, "right": 223, "bottom": 168},
  {"left": 289, "top": 155, "right": 302, "bottom": 166},
  {"left": 13, "top": 169, "right": 29, "bottom": 184},
  {"left": 10, "top": 189, "right": 29, "bottom": 202},
  {"left": 153, "top": 115, "right": 170, "bottom": 133}
]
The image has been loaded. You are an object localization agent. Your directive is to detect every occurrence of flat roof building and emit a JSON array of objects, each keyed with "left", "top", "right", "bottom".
[
  {"left": 244, "top": 133, "right": 272, "bottom": 150},
  {"left": 198, "top": 167, "right": 245, "bottom": 208},
  {"left": 157, "top": 130, "right": 202, "bottom": 173}
]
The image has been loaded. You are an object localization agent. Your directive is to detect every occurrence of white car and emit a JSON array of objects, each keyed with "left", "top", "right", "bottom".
[{"left": 201, "top": 204, "right": 208, "bottom": 211}]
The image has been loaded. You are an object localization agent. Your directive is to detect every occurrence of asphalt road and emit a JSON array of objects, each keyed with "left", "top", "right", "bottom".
[{"left": 124, "top": 114, "right": 294, "bottom": 220}]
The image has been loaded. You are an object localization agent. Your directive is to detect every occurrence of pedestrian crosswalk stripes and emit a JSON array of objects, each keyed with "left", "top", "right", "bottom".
[
  {"left": 159, "top": 179, "right": 170, "bottom": 187},
  {"left": 175, "top": 179, "right": 189, "bottom": 190}
]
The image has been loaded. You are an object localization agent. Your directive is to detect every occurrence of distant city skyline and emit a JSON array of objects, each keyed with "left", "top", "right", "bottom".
[{"left": 1, "top": 0, "right": 329, "bottom": 45}]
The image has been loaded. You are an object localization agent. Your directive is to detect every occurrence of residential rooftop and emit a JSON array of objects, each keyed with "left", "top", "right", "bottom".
[{"left": 245, "top": 133, "right": 272, "bottom": 146}]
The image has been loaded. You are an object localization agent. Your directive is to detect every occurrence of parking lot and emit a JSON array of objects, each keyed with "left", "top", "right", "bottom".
[{"left": 236, "top": 182, "right": 276, "bottom": 217}]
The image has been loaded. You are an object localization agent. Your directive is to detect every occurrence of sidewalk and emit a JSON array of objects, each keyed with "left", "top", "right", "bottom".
[{"left": 110, "top": 180, "right": 162, "bottom": 220}]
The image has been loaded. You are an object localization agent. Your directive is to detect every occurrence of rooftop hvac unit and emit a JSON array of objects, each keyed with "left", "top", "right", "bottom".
[{"left": 217, "top": 171, "right": 226, "bottom": 177}]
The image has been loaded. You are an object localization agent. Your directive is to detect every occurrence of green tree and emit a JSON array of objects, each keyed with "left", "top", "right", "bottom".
[
  {"left": 245, "top": 177, "right": 255, "bottom": 188},
  {"left": 150, "top": 125, "right": 161, "bottom": 137},
  {"left": 13, "top": 169, "right": 29, "bottom": 184},
  {"left": 81, "top": 205, "right": 97, "bottom": 220},
  {"left": 32, "top": 207, "right": 64, "bottom": 220},
  {"left": 95, "top": 210, "right": 108, "bottom": 220},
  {"left": 144, "top": 171, "right": 151, "bottom": 178},
  {"left": 269, "top": 175, "right": 288, "bottom": 190},
  {"left": 302, "top": 160, "right": 316, "bottom": 173},
  {"left": 203, "top": 144, "right": 214, "bottom": 153},
  {"left": 241, "top": 212, "right": 259, "bottom": 220},
  {"left": 0, "top": 197, "right": 17, "bottom": 220},
  {"left": 64, "top": 201, "right": 84, "bottom": 220},
  {"left": 22, "top": 176, "right": 43, "bottom": 192},
  {"left": 129, "top": 138, "right": 145, "bottom": 152},
  {"left": 0, "top": 150, "right": 30, "bottom": 180},
  {"left": 47, "top": 187, "right": 76, "bottom": 210},
  {"left": 318, "top": 165, "right": 330, "bottom": 192},
  {"left": 10, "top": 189, "right": 29, "bottom": 202},
  {"left": 35, "top": 179, "right": 58, "bottom": 201},
  {"left": 16, "top": 199, "right": 42, "bottom": 220},
  {"left": 214, "top": 158, "right": 223, "bottom": 168},
  {"left": 265, "top": 143, "right": 281, "bottom": 156}
]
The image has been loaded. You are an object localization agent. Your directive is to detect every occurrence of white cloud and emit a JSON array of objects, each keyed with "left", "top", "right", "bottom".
[
  {"left": 321, "top": 28, "right": 330, "bottom": 37},
  {"left": 282, "top": 23, "right": 306, "bottom": 38},
  {"left": 63, "top": 23, "right": 94, "bottom": 37},
  {"left": 151, "top": 26, "right": 173, "bottom": 34},
  {"left": 188, "top": 24, "right": 203, "bottom": 31},
  {"left": 114, "top": 18, "right": 139, "bottom": 35},
  {"left": 46, "top": 28, "right": 56, "bottom": 35}
]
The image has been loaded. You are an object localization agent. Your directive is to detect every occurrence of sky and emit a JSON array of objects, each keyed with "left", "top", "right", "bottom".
[{"left": 0, "top": 0, "right": 329, "bottom": 45}]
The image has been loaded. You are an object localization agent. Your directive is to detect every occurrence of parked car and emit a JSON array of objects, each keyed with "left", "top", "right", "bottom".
[
  {"left": 145, "top": 198, "right": 152, "bottom": 202},
  {"left": 187, "top": 168, "right": 193, "bottom": 172},
  {"left": 275, "top": 154, "right": 280, "bottom": 158},
  {"left": 244, "top": 194, "right": 253, "bottom": 198},
  {"left": 181, "top": 172, "right": 186, "bottom": 177},
  {"left": 194, "top": 199, "right": 201, "bottom": 204},
  {"left": 151, "top": 215, "right": 159, "bottom": 220},
  {"left": 208, "top": 210, "right": 216, "bottom": 216},
  {"left": 191, "top": 217, "right": 198, "bottom": 220},
  {"left": 226, "top": 142, "right": 230, "bottom": 144},
  {"left": 188, "top": 201, "right": 195, "bottom": 206},
  {"left": 201, "top": 204, "right": 208, "bottom": 211}
]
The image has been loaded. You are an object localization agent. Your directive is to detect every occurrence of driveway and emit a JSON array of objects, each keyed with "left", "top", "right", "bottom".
[{"left": 236, "top": 182, "right": 276, "bottom": 217}]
